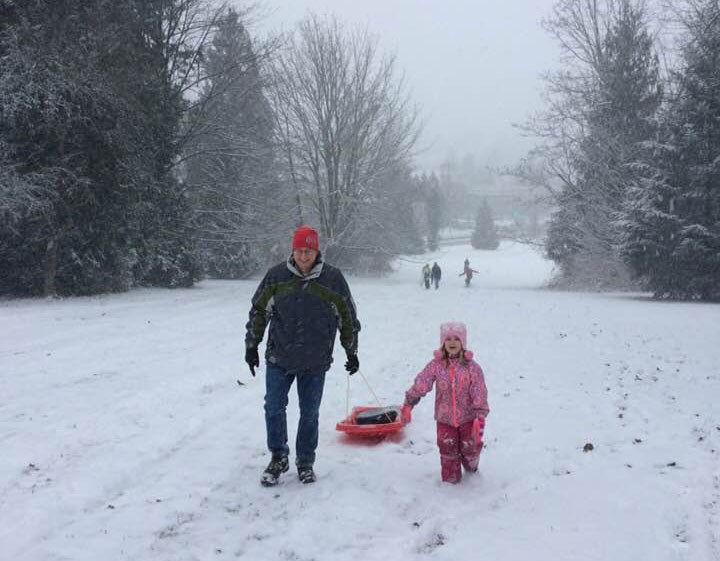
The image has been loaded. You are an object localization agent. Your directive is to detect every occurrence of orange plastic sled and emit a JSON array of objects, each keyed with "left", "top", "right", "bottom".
[{"left": 336, "top": 405, "right": 405, "bottom": 438}]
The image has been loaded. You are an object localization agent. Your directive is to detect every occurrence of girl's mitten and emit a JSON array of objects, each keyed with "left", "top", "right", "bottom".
[{"left": 472, "top": 416, "right": 485, "bottom": 445}]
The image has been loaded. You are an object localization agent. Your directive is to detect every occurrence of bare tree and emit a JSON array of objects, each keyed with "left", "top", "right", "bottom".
[
  {"left": 269, "top": 15, "right": 420, "bottom": 263},
  {"left": 516, "top": 0, "right": 662, "bottom": 288}
]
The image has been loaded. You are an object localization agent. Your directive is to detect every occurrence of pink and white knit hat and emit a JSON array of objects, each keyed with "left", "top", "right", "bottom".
[{"left": 439, "top": 321, "right": 467, "bottom": 349}]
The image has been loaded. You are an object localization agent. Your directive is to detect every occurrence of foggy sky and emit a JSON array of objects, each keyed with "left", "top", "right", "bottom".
[{"left": 261, "top": 0, "right": 560, "bottom": 172}]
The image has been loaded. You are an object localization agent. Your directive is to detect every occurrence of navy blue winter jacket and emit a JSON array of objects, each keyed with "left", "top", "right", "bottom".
[{"left": 245, "top": 254, "right": 360, "bottom": 375}]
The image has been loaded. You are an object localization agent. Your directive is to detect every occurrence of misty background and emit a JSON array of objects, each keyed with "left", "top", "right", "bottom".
[
  {"left": 1, "top": 0, "right": 718, "bottom": 300},
  {"left": 262, "top": 0, "right": 560, "bottom": 170}
]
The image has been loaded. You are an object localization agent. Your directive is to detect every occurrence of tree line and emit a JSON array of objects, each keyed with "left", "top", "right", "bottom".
[
  {"left": 518, "top": 0, "right": 720, "bottom": 301},
  {"left": 6, "top": 1, "right": 715, "bottom": 301},
  {"left": 0, "top": 1, "right": 430, "bottom": 297}
]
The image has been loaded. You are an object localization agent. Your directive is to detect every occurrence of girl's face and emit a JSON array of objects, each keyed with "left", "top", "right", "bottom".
[{"left": 443, "top": 335, "right": 463, "bottom": 357}]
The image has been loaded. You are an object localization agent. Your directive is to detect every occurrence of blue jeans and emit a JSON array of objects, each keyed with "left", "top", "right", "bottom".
[{"left": 264, "top": 363, "right": 326, "bottom": 467}]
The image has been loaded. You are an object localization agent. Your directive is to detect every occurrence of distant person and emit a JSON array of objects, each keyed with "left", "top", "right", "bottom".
[
  {"left": 459, "top": 258, "right": 479, "bottom": 287},
  {"left": 422, "top": 263, "right": 431, "bottom": 289},
  {"left": 431, "top": 262, "right": 442, "bottom": 289},
  {"left": 401, "top": 321, "right": 489, "bottom": 483},
  {"left": 245, "top": 225, "right": 361, "bottom": 486}
]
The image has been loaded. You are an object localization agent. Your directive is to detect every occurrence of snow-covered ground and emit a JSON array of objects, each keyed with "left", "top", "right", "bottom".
[{"left": 2, "top": 242, "right": 719, "bottom": 561}]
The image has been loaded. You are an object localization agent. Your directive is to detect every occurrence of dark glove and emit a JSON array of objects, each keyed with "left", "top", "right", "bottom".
[
  {"left": 245, "top": 347, "right": 259, "bottom": 377},
  {"left": 344, "top": 353, "right": 359, "bottom": 375}
]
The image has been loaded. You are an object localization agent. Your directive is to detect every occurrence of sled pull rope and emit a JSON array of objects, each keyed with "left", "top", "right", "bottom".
[
  {"left": 346, "top": 372, "right": 351, "bottom": 416},
  {"left": 357, "top": 369, "right": 384, "bottom": 407}
]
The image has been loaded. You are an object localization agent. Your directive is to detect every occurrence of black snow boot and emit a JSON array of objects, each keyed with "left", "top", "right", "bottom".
[
  {"left": 297, "top": 465, "right": 316, "bottom": 484},
  {"left": 261, "top": 454, "right": 289, "bottom": 487}
]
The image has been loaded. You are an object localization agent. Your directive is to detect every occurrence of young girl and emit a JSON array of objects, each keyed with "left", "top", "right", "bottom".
[
  {"left": 402, "top": 321, "right": 489, "bottom": 483},
  {"left": 459, "top": 259, "right": 479, "bottom": 287}
]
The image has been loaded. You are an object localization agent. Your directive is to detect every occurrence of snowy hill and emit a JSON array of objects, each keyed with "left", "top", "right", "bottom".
[{"left": 1, "top": 242, "right": 719, "bottom": 561}]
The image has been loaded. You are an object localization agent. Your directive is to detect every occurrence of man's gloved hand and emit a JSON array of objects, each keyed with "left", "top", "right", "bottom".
[
  {"left": 344, "top": 353, "right": 359, "bottom": 375},
  {"left": 401, "top": 404, "right": 412, "bottom": 424},
  {"left": 245, "top": 347, "right": 259, "bottom": 377}
]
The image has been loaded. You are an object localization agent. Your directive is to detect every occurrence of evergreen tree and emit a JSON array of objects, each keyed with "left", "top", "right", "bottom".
[
  {"left": 536, "top": 0, "right": 662, "bottom": 288},
  {"left": 471, "top": 199, "right": 499, "bottom": 250},
  {"left": 423, "top": 173, "right": 444, "bottom": 251},
  {"left": 124, "top": 0, "right": 205, "bottom": 289},
  {"left": 0, "top": 0, "right": 232, "bottom": 295},
  {"left": 621, "top": 0, "right": 720, "bottom": 300},
  {"left": 0, "top": 0, "right": 149, "bottom": 295},
  {"left": 185, "top": 8, "right": 280, "bottom": 278}
]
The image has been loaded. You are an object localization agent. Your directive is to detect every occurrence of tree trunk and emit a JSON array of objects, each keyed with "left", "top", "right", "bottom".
[{"left": 44, "top": 237, "right": 58, "bottom": 297}]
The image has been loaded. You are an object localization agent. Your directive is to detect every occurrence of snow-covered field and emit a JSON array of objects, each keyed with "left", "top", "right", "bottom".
[{"left": 2, "top": 242, "right": 719, "bottom": 561}]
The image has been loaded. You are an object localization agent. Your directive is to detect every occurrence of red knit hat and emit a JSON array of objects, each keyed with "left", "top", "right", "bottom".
[{"left": 292, "top": 225, "right": 320, "bottom": 251}]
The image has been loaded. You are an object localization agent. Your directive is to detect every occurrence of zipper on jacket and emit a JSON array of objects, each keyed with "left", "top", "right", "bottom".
[{"left": 450, "top": 364, "right": 458, "bottom": 427}]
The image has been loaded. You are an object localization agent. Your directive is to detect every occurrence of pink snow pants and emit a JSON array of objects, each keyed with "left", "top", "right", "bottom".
[{"left": 436, "top": 420, "right": 483, "bottom": 483}]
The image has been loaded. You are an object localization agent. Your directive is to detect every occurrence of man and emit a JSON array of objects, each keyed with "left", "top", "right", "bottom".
[
  {"left": 245, "top": 225, "right": 361, "bottom": 486},
  {"left": 421, "top": 263, "right": 431, "bottom": 289},
  {"left": 431, "top": 262, "right": 442, "bottom": 289}
]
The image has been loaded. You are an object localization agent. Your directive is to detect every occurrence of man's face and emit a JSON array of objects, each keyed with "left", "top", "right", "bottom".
[{"left": 293, "top": 248, "right": 318, "bottom": 275}]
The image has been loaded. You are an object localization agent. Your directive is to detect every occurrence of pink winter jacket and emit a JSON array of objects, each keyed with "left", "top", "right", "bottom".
[{"left": 404, "top": 351, "right": 489, "bottom": 427}]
